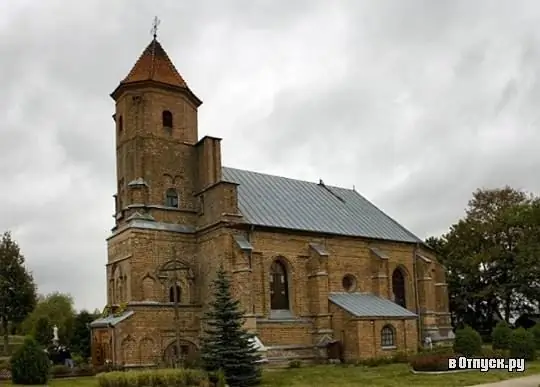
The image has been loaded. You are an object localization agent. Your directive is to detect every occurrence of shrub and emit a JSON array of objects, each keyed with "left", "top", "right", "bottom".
[
  {"left": 509, "top": 328, "right": 536, "bottom": 361},
  {"left": 409, "top": 353, "right": 453, "bottom": 372},
  {"left": 208, "top": 370, "right": 227, "bottom": 387},
  {"left": 391, "top": 351, "right": 412, "bottom": 363},
  {"left": 10, "top": 337, "right": 50, "bottom": 385},
  {"left": 481, "top": 347, "right": 508, "bottom": 358},
  {"left": 453, "top": 326, "right": 482, "bottom": 356},
  {"left": 531, "top": 323, "right": 540, "bottom": 350},
  {"left": 357, "top": 356, "right": 393, "bottom": 367},
  {"left": 96, "top": 368, "right": 209, "bottom": 387},
  {"left": 51, "top": 364, "right": 72, "bottom": 377},
  {"left": 492, "top": 321, "right": 512, "bottom": 350},
  {"left": 72, "top": 353, "right": 85, "bottom": 365}
]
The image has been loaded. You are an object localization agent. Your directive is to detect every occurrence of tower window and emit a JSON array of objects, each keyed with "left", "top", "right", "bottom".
[
  {"left": 169, "top": 284, "right": 181, "bottom": 303},
  {"left": 162, "top": 110, "right": 173, "bottom": 129},
  {"left": 118, "top": 115, "right": 123, "bottom": 134},
  {"left": 165, "top": 188, "right": 179, "bottom": 208}
]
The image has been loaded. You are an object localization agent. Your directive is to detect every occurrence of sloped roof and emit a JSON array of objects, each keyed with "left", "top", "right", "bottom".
[
  {"left": 222, "top": 167, "right": 421, "bottom": 243},
  {"left": 329, "top": 292, "right": 417, "bottom": 318},
  {"left": 121, "top": 39, "right": 187, "bottom": 87},
  {"left": 89, "top": 311, "right": 134, "bottom": 328}
]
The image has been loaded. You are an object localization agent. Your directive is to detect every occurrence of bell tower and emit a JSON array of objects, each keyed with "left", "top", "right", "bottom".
[{"left": 110, "top": 33, "right": 202, "bottom": 227}]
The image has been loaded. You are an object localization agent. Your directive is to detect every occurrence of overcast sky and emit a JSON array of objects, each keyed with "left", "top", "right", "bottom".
[{"left": 1, "top": 0, "right": 540, "bottom": 311}]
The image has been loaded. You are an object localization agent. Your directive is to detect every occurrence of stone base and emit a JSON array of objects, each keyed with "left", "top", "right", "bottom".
[{"left": 265, "top": 344, "right": 326, "bottom": 367}]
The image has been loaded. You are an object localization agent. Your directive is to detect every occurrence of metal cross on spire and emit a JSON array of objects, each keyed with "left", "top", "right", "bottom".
[{"left": 151, "top": 16, "right": 161, "bottom": 40}]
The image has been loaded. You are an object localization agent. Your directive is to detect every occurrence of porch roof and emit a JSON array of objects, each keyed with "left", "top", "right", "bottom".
[
  {"left": 89, "top": 310, "right": 134, "bottom": 328},
  {"left": 329, "top": 292, "right": 417, "bottom": 318}
]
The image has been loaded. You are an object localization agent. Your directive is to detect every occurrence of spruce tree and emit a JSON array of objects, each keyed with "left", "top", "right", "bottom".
[{"left": 200, "top": 265, "right": 262, "bottom": 386}]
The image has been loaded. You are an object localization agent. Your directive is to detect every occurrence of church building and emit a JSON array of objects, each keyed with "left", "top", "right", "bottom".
[{"left": 90, "top": 36, "right": 453, "bottom": 367}]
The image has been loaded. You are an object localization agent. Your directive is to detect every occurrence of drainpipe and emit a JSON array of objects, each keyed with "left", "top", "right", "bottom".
[
  {"left": 413, "top": 243, "right": 423, "bottom": 347},
  {"left": 109, "top": 323, "right": 115, "bottom": 366},
  {"left": 247, "top": 225, "right": 256, "bottom": 314}
]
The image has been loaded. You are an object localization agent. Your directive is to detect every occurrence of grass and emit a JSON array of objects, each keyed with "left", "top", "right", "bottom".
[{"left": 5, "top": 362, "right": 540, "bottom": 387}]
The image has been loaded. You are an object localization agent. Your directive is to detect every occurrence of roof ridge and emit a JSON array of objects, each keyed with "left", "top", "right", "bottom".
[{"left": 222, "top": 166, "right": 355, "bottom": 192}]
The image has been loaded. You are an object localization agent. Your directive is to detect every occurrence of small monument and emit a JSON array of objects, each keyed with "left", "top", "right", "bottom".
[
  {"left": 52, "top": 325, "right": 59, "bottom": 346},
  {"left": 424, "top": 335, "right": 433, "bottom": 350}
]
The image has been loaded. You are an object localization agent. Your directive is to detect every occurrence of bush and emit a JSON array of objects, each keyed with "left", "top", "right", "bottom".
[
  {"left": 391, "top": 351, "right": 412, "bottom": 363},
  {"left": 453, "top": 326, "right": 482, "bottom": 356},
  {"left": 481, "top": 347, "right": 508, "bottom": 358},
  {"left": 208, "top": 370, "right": 227, "bottom": 387},
  {"left": 420, "top": 346, "right": 454, "bottom": 356},
  {"left": 531, "top": 324, "right": 540, "bottom": 350},
  {"left": 72, "top": 353, "right": 85, "bottom": 365},
  {"left": 51, "top": 364, "right": 72, "bottom": 377},
  {"left": 96, "top": 368, "right": 209, "bottom": 387},
  {"left": 357, "top": 356, "right": 393, "bottom": 367},
  {"left": 509, "top": 328, "right": 536, "bottom": 361},
  {"left": 492, "top": 321, "right": 512, "bottom": 350},
  {"left": 10, "top": 337, "right": 50, "bottom": 385},
  {"left": 410, "top": 353, "right": 454, "bottom": 372}
]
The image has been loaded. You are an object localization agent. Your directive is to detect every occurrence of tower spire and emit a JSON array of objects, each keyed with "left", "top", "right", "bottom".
[{"left": 151, "top": 16, "right": 160, "bottom": 41}]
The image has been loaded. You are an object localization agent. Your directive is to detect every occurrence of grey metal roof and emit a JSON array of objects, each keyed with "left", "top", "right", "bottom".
[
  {"left": 222, "top": 167, "right": 421, "bottom": 243},
  {"left": 329, "top": 292, "right": 417, "bottom": 318},
  {"left": 89, "top": 311, "right": 134, "bottom": 328}
]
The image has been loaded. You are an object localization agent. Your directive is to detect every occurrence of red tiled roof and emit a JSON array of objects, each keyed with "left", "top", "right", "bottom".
[{"left": 121, "top": 38, "right": 187, "bottom": 87}]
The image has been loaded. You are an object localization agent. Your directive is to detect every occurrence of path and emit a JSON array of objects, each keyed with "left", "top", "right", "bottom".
[{"left": 469, "top": 374, "right": 540, "bottom": 386}]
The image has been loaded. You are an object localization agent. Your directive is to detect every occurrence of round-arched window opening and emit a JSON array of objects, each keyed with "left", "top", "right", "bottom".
[{"left": 342, "top": 274, "right": 357, "bottom": 292}]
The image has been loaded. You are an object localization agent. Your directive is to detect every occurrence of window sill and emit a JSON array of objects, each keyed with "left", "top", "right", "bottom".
[{"left": 381, "top": 346, "right": 397, "bottom": 351}]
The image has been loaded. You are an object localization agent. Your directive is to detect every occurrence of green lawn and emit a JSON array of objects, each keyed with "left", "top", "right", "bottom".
[{"left": 6, "top": 362, "right": 540, "bottom": 387}]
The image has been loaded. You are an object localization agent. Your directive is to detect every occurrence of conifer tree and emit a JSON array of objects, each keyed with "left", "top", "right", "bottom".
[{"left": 200, "top": 265, "right": 262, "bottom": 386}]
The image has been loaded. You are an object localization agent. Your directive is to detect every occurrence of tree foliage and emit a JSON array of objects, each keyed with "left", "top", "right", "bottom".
[
  {"left": 0, "top": 231, "right": 37, "bottom": 355},
  {"left": 426, "top": 187, "right": 540, "bottom": 332},
  {"left": 200, "top": 265, "right": 262, "bottom": 386},
  {"left": 22, "top": 292, "right": 76, "bottom": 345},
  {"left": 70, "top": 309, "right": 99, "bottom": 358},
  {"left": 10, "top": 336, "right": 50, "bottom": 385},
  {"left": 509, "top": 328, "right": 536, "bottom": 361},
  {"left": 453, "top": 325, "right": 482, "bottom": 356},
  {"left": 491, "top": 321, "right": 512, "bottom": 350},
  {"left": 33, "top": 316, "right": 53, "bottom": 347}
]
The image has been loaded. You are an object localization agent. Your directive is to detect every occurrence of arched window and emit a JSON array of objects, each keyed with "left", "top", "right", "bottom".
[
  {"left": 169, "top": 285, "right": 181, "bottom": 303},
  {"left": 381, "top": 325, "right": 395, "bottom": 347},
  {"left": 392, "top": 268, "right": 406, "bottom": 308},
  {"left": 162, "top": 110, "right": 173, "bottom": 128},
  {"left": 165, "top": 188, "right": 179, "bottom": 208},
  {"left": 118, "top": 115, "right": 123, "bottom": 133},
  {"left": 270, "top": 260, "right": 290, "bottom": 310}
]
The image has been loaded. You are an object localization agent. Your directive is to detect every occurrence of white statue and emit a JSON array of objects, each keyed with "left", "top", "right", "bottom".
[
  {"left": 53, "top": 325, "right": 59, "bottom": 342},
  {"left": 424, "top": 335, "right": 433, "bottom": 350}
]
